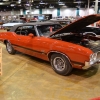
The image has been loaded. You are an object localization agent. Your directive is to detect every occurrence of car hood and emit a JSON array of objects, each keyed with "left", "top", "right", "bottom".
[{"left": 50, "top": 14, "right": 100, "bottom": 36}]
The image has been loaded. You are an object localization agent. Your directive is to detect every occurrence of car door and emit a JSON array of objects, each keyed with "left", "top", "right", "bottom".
[
  {"left": 15, "top": 25, "right": 34, "bottom": 53},
  {"left": 14, "top": 25, "right": 41, "bottom": 56}
]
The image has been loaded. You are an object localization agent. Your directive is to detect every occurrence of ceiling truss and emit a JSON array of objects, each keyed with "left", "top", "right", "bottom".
[{"left": 0, "top": 0, "right": 98, "bottom": 11}]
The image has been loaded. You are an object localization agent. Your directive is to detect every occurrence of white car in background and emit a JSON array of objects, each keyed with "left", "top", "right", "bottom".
[{"left": 2, "top": 20, "right": 25, "bottom": 31}]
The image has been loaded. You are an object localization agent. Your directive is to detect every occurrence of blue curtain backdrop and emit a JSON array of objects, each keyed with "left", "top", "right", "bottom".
[
  {"left": 76, "top": 8, "right": 79, "bottom": 16},
  {"left": 57, "top": 8, "right": 60, "bottom": 16},
  {"left": 23, "top": 10, "right": 26, "bottom": 15},
  {"left": 39, "top": 9, "right": 42, "bottom": 14}
]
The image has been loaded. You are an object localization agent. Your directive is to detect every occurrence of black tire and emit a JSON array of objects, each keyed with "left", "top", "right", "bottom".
[
  {"left": 6, "top": 42, "right": 16, "bottom": 54},
  {"left": 50, "top": 53, "right": 72, "bottom": 75}
]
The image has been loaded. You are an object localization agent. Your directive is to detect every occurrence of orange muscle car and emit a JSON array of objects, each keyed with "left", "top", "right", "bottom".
[{"left": 0, "top": 14, "right": 100, "bottom": 76}]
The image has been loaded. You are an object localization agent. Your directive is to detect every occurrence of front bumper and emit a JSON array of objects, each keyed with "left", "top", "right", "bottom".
[{"left": 82, "top": 59, "right": 100, "bottom": 69}]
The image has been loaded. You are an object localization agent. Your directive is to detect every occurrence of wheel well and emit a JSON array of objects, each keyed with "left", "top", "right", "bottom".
[
  {"left": 48, "top": 52, "right": 69, "bottom": 60},
  {"left": 48, "top": 52, "right": 55, "bottom": 60},
  {"left": 4, "top": 40, "right": 8, "bottom": 45}
]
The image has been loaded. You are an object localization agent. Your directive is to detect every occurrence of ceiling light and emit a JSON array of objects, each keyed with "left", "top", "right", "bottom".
[
  {"left": 0, "top": 3, "right": 4, "bottom": 5},
  {"left": 59, "top": 3, "right": 65, "bottom": 5},
  {"left": 93, "top": 0, "right": 100, "bottom": 2},
  {"left": 3, "top": 0, "right": 9, "bottom": 1},
  {"left": 73, "top": 1, "right": 84, "bottom": 3},
  {"left": 18, "top": 0, "right": 21, "bottom": 3},
  {"left": 62, "top": 5, "right": 67, "bottom": 8},
  {"left": 49, "top": 6, "right": 54, "bottom": 8},
  {"left": 40, "top": 0, "right": 45, "bottom": 4},
  {"left": 76, "top": 5, "right": 80, "bottom": 8},
  {"left": 18, "top": 4, "right": 21, "bottom": 6},
  {"left": 0, "top": 2, "right": 10, "bottom": 5},
  {"left": 25, "top": 3, "right": 30, "bottom": 6},
  {"left": 58, "top": 2, "right": 63, "bottom": 4},
  {"left": 10, "top": 4, "right": 15, "bottom": 7},
  {"left": 18, "top": 1, "right": 21, "bottom": 4},
  {"left": 36, "top": 6, "right": 39, "bottom": 8},
  {"left": 58, "top": 1, "right": 65, "bottom": 5},
  {"left": 91, "top": 5, "right": 95, "bottom": 8}
]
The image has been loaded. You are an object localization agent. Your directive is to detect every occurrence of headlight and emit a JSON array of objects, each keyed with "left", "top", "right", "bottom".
[
  {"left": 90, "top": 53, "right": 97, "bottom": 65},
  {"left": 96, "top": 52, "right": 100, "bottom": 60}
]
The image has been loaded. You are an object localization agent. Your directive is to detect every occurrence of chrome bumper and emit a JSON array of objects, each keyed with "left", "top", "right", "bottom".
[
  {"left": 82, "top": 60, "right": 100, "bottom": 69},
  {"left": 82, "top": 51, "right": 100, "bottom": 69}
]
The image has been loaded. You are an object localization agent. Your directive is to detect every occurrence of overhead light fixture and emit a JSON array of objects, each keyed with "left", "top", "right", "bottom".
[
  {"left": 91, "top": 5, "right": 95, "bottom": 8},
  {"left": 93, "top": 0, "right": 100, "bottom": 2},
  {"left": 73, "top": 1, "right": 84, "bottom": 3},
  {"left": 39, "top": 0, "right": 45, "bottom": 4},
  {"left": 0, "top": 3, "right": 4, "bottom": 5},
  {"left": 3, "top": 0, "right": 9, "bottom": 1},
  {"left": 58, "top": 2, "right": 63, "bottom": 4},
  {"left": 36, "top": 6, "right": 39, "bottom": 8},
  {"left": 49, "top": 6, "right": 54, "bottom": 8},
  {"left": 59, "top": 3, "right": 65, "bottom": 5},
  {"left": 32, "top": 0, "right": 34, "bottom": 2},
  {"left": 18, "top": 4, "right": 21, "bottom": 6},
  {"left": 58, "top": 1, "right": 65, "bottom": 5},
  {"left": 76, "top": 5, "right": 80, "bottom": 8},
  {"left": 18, "top": 0, "right": 21, "bottom": 3},
  {"left": 25, "top": 3, "right": 30, "bottom": 6},
  {"left": 62, "top": 5, "right": 67, "bottom": 8},
  {"left": 18, "top": 1, "right": 21, "bottom": 4},
  {"left": 10, "top": 4, "right": 15, "bottom": 7}
]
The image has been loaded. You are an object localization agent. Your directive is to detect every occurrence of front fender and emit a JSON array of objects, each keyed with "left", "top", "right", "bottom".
[{"left": 49, "top": 40, "right": 93, "bottom": 65}]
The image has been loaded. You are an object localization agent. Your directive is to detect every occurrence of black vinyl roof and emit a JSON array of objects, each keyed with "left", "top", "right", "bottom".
[{"left": 10, "top": 21, "right": 60, "bottom": 31}]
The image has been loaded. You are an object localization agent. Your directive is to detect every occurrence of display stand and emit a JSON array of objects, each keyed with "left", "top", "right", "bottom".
[{"left": 0, "top": 47, "right": 2, "bottom": 75}]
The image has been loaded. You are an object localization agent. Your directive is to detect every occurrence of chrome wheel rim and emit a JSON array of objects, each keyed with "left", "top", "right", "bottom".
[
  {"left": 53, "top": 57, "right": 65, "bottom": 71},
  {"left": 7, "top": 43, "right": 12, "bottom": 53}
]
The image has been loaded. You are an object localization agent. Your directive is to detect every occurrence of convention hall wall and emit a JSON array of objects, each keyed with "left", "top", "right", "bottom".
[
  {"left": 26, "top": 8, "right": 95, "bottom": 17},
  {"left": 0, "top": 8, "right": 95, "bottom": 17}
]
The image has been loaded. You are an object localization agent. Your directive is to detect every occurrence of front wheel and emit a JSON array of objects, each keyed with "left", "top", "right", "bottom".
[
  {"left": 50, "top": 53, "right": 72, "bottom": 75},
  {"left": 6, "top": 42, "right": 16, "bottom": 54}
]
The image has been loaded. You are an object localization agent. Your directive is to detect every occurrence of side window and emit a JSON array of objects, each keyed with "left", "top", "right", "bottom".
[
  {"left": 15, "top": 26, "right": 22, "bottom": 35},
  {"left": 26, "top": 26, "right": 37, "bottom": 36},
  {"left": 15, "top": 25, "right": 37, "bottom": 36}
]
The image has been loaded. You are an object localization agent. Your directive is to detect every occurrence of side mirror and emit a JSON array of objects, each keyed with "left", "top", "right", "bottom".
[{"left": 28, "top": 33, "right": 34, "bottom": 37}]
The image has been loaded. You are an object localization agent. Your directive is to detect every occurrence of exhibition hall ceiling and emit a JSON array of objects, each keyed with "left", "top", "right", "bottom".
[{"left": 0, "top": 0, "right": 99, "bottom": 11}]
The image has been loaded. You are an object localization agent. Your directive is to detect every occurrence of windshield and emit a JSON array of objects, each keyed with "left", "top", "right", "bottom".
[{"left": 37, "top": 24, "right": 62, "bottom": 36}]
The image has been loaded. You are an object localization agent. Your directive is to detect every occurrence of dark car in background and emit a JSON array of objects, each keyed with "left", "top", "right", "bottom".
[
  {"left": 49, "top": 19, "right": 71, "bottom": 26},
  {"left": 80, "top": 25, "right": 100, "bottom": 36}
]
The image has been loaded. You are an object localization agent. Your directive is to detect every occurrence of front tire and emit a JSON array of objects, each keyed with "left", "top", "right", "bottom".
[
  {"left": 50, "top": 53, "right": 72, "bottom": 75},
  {"left": 6, "top": 42, "right": 16, "bottom": 54}
]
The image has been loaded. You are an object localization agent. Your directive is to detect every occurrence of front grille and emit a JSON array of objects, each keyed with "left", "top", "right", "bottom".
[{"left": 88, "top": 41, "right": 100, "bottom": 53}]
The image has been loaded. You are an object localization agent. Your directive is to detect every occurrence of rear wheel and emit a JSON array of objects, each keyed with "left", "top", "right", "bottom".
[
  {"left": 50, "top": 53, "right": 72, "bottom": 75},
  {"left": 6, "top": 42, "right": 16, "bottom": 54}
]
